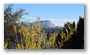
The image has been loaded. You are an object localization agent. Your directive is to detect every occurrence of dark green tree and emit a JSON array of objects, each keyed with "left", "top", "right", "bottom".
[
  {"left": 72, "top": 21, "right": 75, "bottom": 28},
  {"left": 47, "top": 31, "right": 50, "bottom": 40},
  {"left": 75, "top": 16, "right": 84, "bottom": 49}
]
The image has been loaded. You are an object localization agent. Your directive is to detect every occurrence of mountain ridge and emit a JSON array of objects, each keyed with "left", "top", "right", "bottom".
[{"left": 29, "top": 20, "right": 61, "bottom": 28}]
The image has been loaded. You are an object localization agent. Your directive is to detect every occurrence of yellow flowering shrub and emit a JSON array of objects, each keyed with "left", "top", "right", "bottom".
[
  {"left": 4, "top": 41, "right": 8, "bottom": 49},
  {"left": 13, "top": 25, "right": 17, "bottom": 33},
  {"left": 9, "top": 17, "right": 60, "bottom": 49},
  {"left": 4, "top": 17, "right": 64, "bottom": 49}
]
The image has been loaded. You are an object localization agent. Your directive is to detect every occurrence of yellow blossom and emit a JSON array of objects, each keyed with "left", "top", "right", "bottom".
[
  {"left": 4, "top": 41, "right": 8, "bottom": 49},
  {"left": 13, "top": 25, "right": 16, "bottom": 33},
  {"left": 37, "top": 16, "right": 40, "bottom": 20}
]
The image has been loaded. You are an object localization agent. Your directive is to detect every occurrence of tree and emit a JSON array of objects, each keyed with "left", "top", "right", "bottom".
[
  {"left": 4, "top": 4, "right": 28, "bottom": 26},
  {"left": 72, "top": 21, "right": 75, "bottom": 28},
  {"left": 55, "top": 21, "right": 76, "bottom": 49},
  {"left": 4, "top": 4, "right": 28, "bottom": 49},
  {"left": 47, "top": 31, "right": 50, "bottom": 40},
  {"left": 75, "top": 16, "right": 84, "bottom": 49}
]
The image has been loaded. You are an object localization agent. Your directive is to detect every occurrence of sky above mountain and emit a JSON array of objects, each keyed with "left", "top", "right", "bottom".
[{"left": 4, "top": 4, "right": 84, "bottom": 26}]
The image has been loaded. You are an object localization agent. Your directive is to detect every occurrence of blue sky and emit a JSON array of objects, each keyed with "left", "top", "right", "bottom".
[{"left": 4, "top": 4, "right": 84, "bottom": 26}]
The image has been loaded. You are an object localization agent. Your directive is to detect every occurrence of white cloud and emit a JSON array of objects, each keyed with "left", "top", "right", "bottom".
[
  {"left": 40, "top": 18, "right": 79, "bottom": 26},
  {"left": 23, "top": 16, "right": 79, "bottom": 26}
]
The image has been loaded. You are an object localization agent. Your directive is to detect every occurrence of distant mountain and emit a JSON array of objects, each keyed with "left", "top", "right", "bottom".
[
  {"left": 38, "top": 20, "right": 56, "bottom": 28},
  {"left": 30, "top": 20, "right": 61, "bottom": 28}
]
